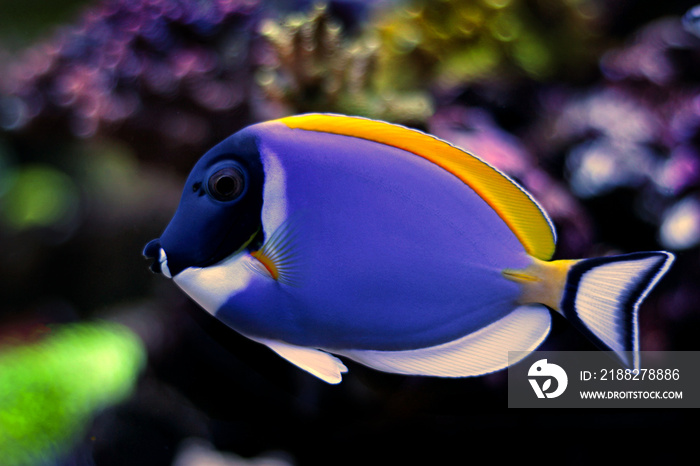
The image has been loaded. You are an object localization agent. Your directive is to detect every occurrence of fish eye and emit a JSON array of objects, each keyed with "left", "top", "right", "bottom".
[{"left": 207, "top": 167, "right": 245, "bottom": 201}]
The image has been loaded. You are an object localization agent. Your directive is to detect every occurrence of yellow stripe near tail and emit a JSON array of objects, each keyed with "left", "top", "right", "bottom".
[{"left": 503, "top": 258, "right": 580, "bottom": 313}]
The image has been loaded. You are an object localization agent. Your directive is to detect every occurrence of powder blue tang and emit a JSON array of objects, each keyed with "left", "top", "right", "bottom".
[{"left": 144, "top": 114, "right": 673, "bottom": 383}]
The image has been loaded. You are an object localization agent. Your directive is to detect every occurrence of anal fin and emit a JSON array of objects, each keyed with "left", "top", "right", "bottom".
[{"left": 335, "top": 305, "right": 551, "bottom": 377}]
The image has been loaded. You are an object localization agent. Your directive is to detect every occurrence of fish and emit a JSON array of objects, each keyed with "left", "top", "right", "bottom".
[{"left": 143, "top": 113, "right": 674, "bottom": 384}]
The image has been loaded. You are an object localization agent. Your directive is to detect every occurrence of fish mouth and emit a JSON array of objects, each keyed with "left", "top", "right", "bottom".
[
  {"left": 143, "top": 227, "right": 257, "bottom": 277},
  {"left": 143, "top": 239, "right": 172, "bottom": 278}
]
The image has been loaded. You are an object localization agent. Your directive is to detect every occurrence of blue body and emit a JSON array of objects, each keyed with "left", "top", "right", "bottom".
[
  {"left": 206, "top": 122, "right": 530, "bottom": 351},
  {"left": 145, "top": 116, "right": 674, "bottom": 380}
]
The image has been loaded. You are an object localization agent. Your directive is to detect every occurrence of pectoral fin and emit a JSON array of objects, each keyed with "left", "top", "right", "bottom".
[{"left": 249, "top": 216, "right": 302, "bottom": 285}]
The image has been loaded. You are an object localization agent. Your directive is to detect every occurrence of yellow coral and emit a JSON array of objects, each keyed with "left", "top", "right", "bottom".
[{"left": 256, "top": 3, "right": 432, "bottom": 124}]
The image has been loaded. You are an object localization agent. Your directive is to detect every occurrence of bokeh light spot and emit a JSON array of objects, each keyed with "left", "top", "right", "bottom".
[
  {"left": 0, "top": 164, "right": 79, "bottom": 231},
  {"left": 660, "top": 197, "right": 700, "bottom": 250}
]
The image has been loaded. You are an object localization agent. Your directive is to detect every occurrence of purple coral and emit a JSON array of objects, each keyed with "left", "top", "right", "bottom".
[{"left": 2, "top": 0, "right": 262, "bottom": 161}]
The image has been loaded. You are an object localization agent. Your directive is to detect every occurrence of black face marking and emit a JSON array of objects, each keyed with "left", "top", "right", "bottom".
[
  {"left": 207, "top": 166, "right": 245, "bottom": 202},
  {"left": 150, "top": 125, "right": 264, "bottom": 275}
]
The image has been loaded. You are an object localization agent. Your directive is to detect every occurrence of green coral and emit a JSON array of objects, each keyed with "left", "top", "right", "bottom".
[
  {"left": 256, "top": 3, "right": 432, "bottom": 124},
  {"left": 0, "top": 321, "right": 146, "bottom": 466}
]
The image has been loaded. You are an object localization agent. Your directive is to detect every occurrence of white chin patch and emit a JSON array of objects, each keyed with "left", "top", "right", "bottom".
[
  {"left": 159, "top": 248, "right": 172, "bottom": 279},
  {"left": 173, "top": 252, "right": 256, "bottom": 316}
]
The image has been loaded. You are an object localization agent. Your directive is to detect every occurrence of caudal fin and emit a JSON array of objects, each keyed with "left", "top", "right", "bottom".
[{"left": 561, "top": 252, "right": 674, "bottom": 370}]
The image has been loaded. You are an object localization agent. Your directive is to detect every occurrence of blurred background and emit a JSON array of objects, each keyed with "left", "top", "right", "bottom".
[{"left": 1, "top": 0, "right": 698, "bottom": 464}]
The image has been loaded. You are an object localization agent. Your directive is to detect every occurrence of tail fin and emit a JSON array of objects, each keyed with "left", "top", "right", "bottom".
[{"left": 561, "top": 252, "right": 674, "bottom": 370}]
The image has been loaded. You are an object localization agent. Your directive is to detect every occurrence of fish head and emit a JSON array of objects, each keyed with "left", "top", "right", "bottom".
[{"left": 144, "top": 129, "right": 264, "bottom": 278}]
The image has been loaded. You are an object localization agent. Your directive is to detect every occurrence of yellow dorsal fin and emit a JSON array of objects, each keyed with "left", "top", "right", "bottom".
[{"left": 276, "top": 113, "right": 556, "bottom": 260}]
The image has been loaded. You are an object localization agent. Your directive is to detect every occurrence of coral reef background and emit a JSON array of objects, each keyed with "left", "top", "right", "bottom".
[{"left": 1, "top": 0, "right": 698, "bottom": 464}]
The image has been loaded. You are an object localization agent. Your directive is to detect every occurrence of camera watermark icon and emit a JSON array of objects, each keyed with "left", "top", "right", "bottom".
[
  {"left": 528, "top": 359, "right": 568, "bottom": 399},
  {"left": 509, "top": 351, "right": 699, "bottom": 408}
]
